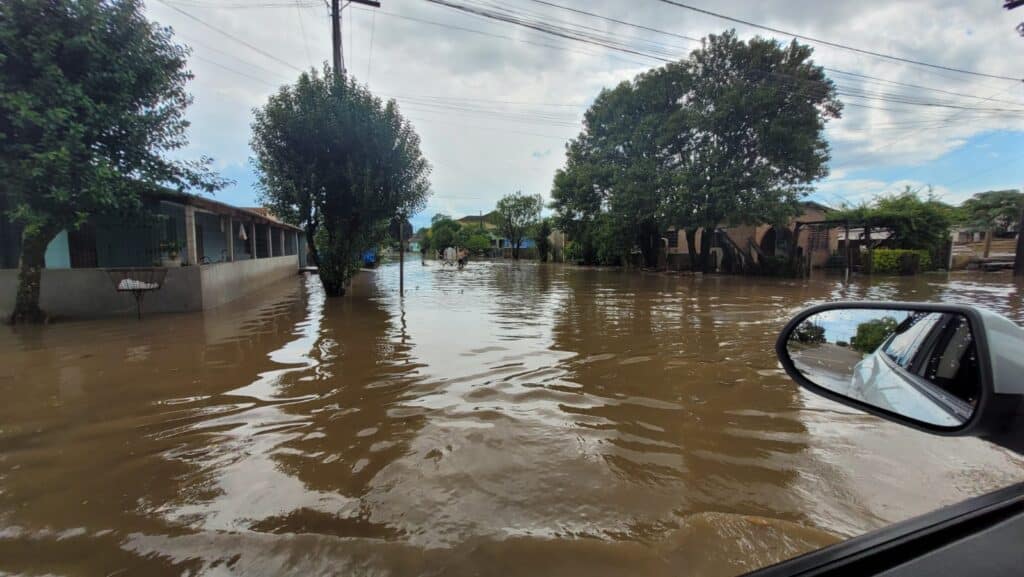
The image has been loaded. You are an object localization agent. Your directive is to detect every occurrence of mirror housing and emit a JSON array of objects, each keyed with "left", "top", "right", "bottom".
[{"left": 777, "top": 302, "right": 1024, "bottom": 454}]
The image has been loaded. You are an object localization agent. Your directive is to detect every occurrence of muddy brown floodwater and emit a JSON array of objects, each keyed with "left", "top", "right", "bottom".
[{"left": 2, "top": 262, "right": 1024, "bottom": 576}]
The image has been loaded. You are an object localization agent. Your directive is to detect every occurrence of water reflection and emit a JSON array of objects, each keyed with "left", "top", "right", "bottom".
[{"left": 0, "top": 266, "right": 1022, "bottom": 576}]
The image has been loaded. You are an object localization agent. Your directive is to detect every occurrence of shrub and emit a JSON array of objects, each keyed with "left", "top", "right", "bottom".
[
  {"left": 871, "top": 249, "right": 932, "bottom": 274},
  {"left": 850, "top": 316, "right": 898, "bottom": 353}
]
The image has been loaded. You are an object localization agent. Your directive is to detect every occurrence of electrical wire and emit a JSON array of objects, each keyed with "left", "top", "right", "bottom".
[
  {"left": 653, "top": 0, "right": 1023, "bottom": 82},
  {"left": 155, "top": 0, "right": 304, "bottom": 72},
  {"left": 295, "top": 0, "right": 315, "bottom": 68},
  {"left": 367, "top": 11, "right": 376, "bottom": 83}
]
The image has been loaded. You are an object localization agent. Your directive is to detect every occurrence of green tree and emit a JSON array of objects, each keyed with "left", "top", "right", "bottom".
[
  {"left": 850, "top": 316, "right": 898, "bottom": 354},
  {"left": 960, "top": 189, "right": 1024, "bottom": 242},
  {"left": 429, "top": 215, "right": 463, "bottom": 251},
  {"left": 662, "top": 32, "right": 840, "bottom": 271},
  {"left": 552, "top": 31, "right": 840, "bottom": 271},
  {"left": 252, "top": 68, "right": 430, "bottom": 296},
  {"left": 833, "top": 187, "right": 956, "bottom": 264},
  {"left": 533, "top": 218, "right": 553, "bottom": 262},
  {"left": 793, "top": 322, "right": 826, "bottom": 344},
  {"left": 1, "top": 0, "right": 224, "bottom": 322},
  {"left": 415, "top": 226, "right": 431, "bottom": 252},
  {"left": 465, "top": 232, "right": 491, "bottom": 254},
  {"left": 495, "top": 191, "right": 542, "bottom": 259}
]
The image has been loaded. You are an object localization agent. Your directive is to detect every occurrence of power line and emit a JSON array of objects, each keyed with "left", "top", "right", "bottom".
[
  {"left": 354, "top": 7, "right": 654, "bottom": 67},
  {"left": 527, "top": 0, "right": 700, "bottom": 43},
  {"left": 522, "top": 0, "right": 1024, "bottom": 107},
  {"left": 295, "top": 0, "right": 315, "bottom": 68},
  {"left": 420, "top": 0, "right": 1024, "bottom": 115},
  {"left": 653, "top": 0, "right": 1024, "bottom": 82},
  {"left": 155, "top": 0, "right": 304, "bottom": 72},
  {"left": 423, "top": 0, "right": 679, "bottom": 62},
  {"left": 367, "top": 11, "right": 377, "bottom": 83}
]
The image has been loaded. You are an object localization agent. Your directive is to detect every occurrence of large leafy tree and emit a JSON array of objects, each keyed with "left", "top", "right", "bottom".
[
  {"left": 552, "top": 31, "right": 840, "bottom": 271},
  {"left": 1, "top": 0, "right": 223, "bottom": 322},
  {"left": 495, "top": 191, "right": 542, "bottom": 259},
  {"left": 960, "top": 189, "right": 1024, "bottom": 237},
  {"left": 252, "top": 68, "right": 430, "bottom": 296},
  {"left": 832, "top": 187, "right": 956, "bottom": 259},
  {"left": 533, "top": 217, "right": 553, "bottom": 262},
  {"left": 664, "top": 32, "right": 840, "bottom": 271},
  {"left": 428, "top": 215, "right": 463, "bottom": 251}
]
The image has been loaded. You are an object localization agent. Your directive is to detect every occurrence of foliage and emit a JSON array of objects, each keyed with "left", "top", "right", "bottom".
[
  {"left": 850, "top": 317, "right": 898, "bottom": 354},
  {"left": 533, "top": 218, "right": 553, "bottom": 262},
  {"left": 428, "top": 215, "right": 463, "bottom": 251},
  {"left": 465, "top": 232, "right": 492, "bottom": 254},
  {"left": 960, "top": 189, "right": 1024, "bottom": 235},
  {"left": 792, "top": 322, "right": 826, "bottom": 344},
  {"left": 0, "top": 0, "right": 225, "bottom": 322},
  {"left": 495, "top": 191, "right": 542, "bottom": 259},
  {"left": 832, "top": 187, "right": 955, "bottom": 260},
  {"left": 564, "top": 240, "right": 581, "bottom": 263},
  {"left": 415, "top": 227, "right": 431, "bottom": 251},
  {"left": 552, "top": 31, "right": 840, "bottom": 270},
  {"left": 870, "top": 249, "right": 931, "bottom": 274},
  {"left": 252, "top": 68, "right": 430, "bottom": 296}
]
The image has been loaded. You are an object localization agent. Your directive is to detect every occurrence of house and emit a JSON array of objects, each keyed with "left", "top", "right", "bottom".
[
  {"left": 665, "top": 202, "right": 839, "bottom": 271},
  {"left": 0, "top": 189, "right": 307, "bottom": 318}
]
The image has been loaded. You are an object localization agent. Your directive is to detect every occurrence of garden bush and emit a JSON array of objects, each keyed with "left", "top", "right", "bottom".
[{"left": 870, "top": 249, "right": 932, "bottom": 274}]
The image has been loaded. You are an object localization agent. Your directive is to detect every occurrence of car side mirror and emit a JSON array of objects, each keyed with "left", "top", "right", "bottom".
[{"left": 777, "top": 302, "right": 1024, "bottom": 454}]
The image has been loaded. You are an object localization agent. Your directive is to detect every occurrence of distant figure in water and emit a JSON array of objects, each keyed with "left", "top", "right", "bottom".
[
  {"left": 457, "top": 248, "right": 469, "bottom": 269},
  {"left": 443, "top": 246, "right": 456, "bottom": 266},
  {"left": 420, "top": 245, "right": 427, "bottom": 265}
]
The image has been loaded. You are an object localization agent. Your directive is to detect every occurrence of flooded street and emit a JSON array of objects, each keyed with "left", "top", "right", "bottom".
[{"left": 2, "top": 262, "right": 1023, "bottom": 576}]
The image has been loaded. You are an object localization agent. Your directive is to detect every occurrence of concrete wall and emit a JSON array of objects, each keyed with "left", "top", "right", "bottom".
[
  {"left": 0, "top": 266, "right": 202, "bottom": 319},
  {"left": 1, "top": 255, "right": 299, "bottom": 319},
  {"left": 199, "top": 255, "right": 298, "bottom": 310}
]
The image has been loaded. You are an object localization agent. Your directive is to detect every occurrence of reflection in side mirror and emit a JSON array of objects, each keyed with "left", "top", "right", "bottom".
[{"left": 785, "top": 308, "right": 980, "bottom": 428}]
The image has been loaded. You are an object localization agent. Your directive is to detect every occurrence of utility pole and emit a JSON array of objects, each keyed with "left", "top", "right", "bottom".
[{"left": 331, "top": 0, "right": 381, "bottom": 76}]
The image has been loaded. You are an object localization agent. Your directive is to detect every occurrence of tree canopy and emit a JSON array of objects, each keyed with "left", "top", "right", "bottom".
[
  {"left": 552, "top": 31, "right": 840, "bottom": 270},
  {"left": 533, "top": 218, "right": 553, "bottom": 262},
  {"left": 495, "top": 191, "right": 542, "bottom": 259},
  {"left": 252, "top": 68, "right": 430, "bottom": 296},
  {"left": 850, "top": 317, "right": 898, "bottom": 354},
  {"left": 1, "top": 0, "right": 224, "bottom": 322},
  {"left": 960, "top": 189, "right": 1024, "bottom": 235},
  {"left": 831, "top": 187, "right": 956, "bottom": 257}
]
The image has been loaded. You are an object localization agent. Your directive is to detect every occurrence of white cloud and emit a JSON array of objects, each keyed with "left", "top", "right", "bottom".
[{"left": 144, "top": 0, "right": 1024, "bottom": 219}]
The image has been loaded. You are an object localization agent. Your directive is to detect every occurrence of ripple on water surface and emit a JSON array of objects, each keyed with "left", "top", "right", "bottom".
[{"left": 0, "top": 265, "right": 1022, "bottom": 575}]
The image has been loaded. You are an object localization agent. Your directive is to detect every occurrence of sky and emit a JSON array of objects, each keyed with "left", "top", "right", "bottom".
[{"left": 144, "top": 0, "right": 1024, "bottom": 230}]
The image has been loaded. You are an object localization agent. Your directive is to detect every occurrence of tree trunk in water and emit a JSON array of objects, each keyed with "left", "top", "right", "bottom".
[
  {"left": 11, "top": 226, "right": 57, "bottom": 324},
  {"left": 321, "top": 274, "right": 346, "bottom": 297},
  {"left": 305, "top": 224, "right": 320, "bottom": 268},
  {"left": 699, "top": 227, "right": 713, "bottom": 273},
  {"left": 512, "top": 243, "right": 520, "bottom": 260},
  {"left": 983, "top": 228, "right": 993, "bottom": 259},
  {"left": 685, "top": 228, "right": 698, "bottom": 271}
]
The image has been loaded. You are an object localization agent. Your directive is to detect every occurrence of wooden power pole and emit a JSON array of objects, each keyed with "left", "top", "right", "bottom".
[{"left": 331, "top": 0, "right": 381, "bottom": 76}]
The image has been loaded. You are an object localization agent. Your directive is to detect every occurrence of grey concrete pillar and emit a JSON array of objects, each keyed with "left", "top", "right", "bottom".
[
  {"left": 225, "top": 217, "right": 234, "bottom": 262},
  {"left": 184, "top": 204, "right": 198, "bottom": 265}
]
